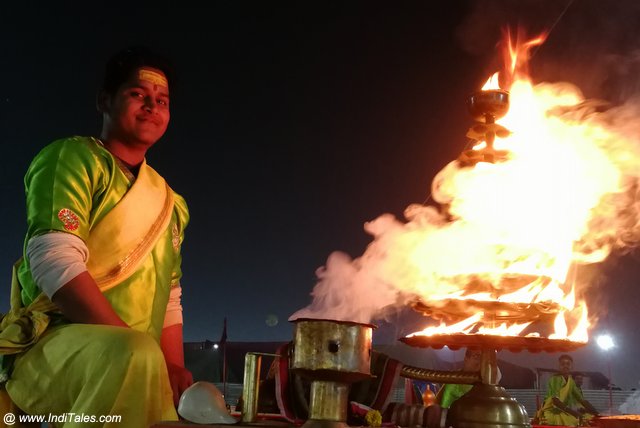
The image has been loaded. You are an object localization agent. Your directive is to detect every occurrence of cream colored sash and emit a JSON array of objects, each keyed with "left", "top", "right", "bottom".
[{"left": 86, "top": 161, "right": 175, "bottom": 291}]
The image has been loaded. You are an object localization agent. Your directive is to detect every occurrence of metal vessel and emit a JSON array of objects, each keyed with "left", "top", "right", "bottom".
[{"left": 291, "top": 318, "right": 374, "bottom": 428}]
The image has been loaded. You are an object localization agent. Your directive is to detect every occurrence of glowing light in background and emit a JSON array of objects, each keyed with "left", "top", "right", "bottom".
[{"left": 597, "top": 334, "right": 615, "bottom": 351}]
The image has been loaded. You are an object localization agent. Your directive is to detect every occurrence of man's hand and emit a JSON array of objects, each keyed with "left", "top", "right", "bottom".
[
  {"left": 167, "top": 361, "right": 194, "bottom": 406},
  {"left": 552, "top": 397, "right": 581, "bottom": 418},
  {"left": 52, "top": 271, "right": 128, "bottom": 326},
  {"left": 161, "top": 324, "right": 192, "bottom": 406},
  {"left": 580, "top": 399, "right": 600, "bottom": 416}
]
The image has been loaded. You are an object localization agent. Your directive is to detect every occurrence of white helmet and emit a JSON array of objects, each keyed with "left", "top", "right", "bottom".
[{"left": 178, "top": 381, "right": 237, "bottom": 424}]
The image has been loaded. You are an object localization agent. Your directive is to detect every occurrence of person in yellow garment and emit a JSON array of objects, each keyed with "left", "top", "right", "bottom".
[
  {"left": 436, "top": 348, "right": 484, "bottom": 408},
  {"left": 0, "top": 46, "right": 192, "bottom": 427},
  {"left": 536, "top": 354, "right": 599, "bottom": 426}
]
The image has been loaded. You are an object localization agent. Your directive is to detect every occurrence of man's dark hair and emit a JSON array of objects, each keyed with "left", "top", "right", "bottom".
[
  {"left": 559, "top": 354, "right": 573, "bottom": 363},
  {"left": 464, "top": 347, "right": 481, "bottom": 358},
  {"left": 101, "top": 46, "right": 175, "bottom": 96}
]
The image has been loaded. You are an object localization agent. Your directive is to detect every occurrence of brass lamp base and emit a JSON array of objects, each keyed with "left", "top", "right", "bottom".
[
  {"left": 301, "top": 380, "right": 351, "bottom": 428},
  {"left": 447, "top": 384, "right": 530, "bottom": 428}
]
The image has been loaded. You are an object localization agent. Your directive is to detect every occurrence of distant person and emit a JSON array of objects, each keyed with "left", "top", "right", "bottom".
[
  {"left": 435, "top": 347, "right": 501, "bottom": 408},
  {"left": 0, "top": 46, "right": 192, "bottom": 426},
  {"left": 536, "top": 354, "right": 599, "bottom": 426}
]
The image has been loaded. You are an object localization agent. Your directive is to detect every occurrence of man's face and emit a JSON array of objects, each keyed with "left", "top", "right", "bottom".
[
  {"left": 103, "top": 67, "right": 170, "bottom": 148},
  {"left": 559, "top": 357, "right": 573, "bottom": 375},
  {"left": 463, "top": 349, "right": 482, "bottom": 372}
]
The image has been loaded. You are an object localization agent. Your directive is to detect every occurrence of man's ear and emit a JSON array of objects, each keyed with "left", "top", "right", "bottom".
[{"left": 96, "top": 90, "right": 110, "bottom": 114}]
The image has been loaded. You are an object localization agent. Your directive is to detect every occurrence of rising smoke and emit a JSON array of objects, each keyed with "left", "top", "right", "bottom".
[
  {"left": 619, "top": 386, "right": 640, "bottom": 414},
  {"left": 456, "top": 0, "right": 640, "bottom": 104},
  {"left": 290, "top": 1, "right": 640, "bottom": 325}
]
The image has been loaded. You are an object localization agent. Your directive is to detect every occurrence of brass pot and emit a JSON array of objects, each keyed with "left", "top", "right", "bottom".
[
  {"left": 467, "top": 90, "right": 510, "bottom": 122},
  {"left": 447, "top": 384, "right": 530, "bottom": 428},
  {"left": 291, "top": 318, "right": 374, "bottom": 383}
]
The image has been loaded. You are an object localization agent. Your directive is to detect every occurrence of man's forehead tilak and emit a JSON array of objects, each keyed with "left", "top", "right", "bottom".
[{"left": 138, "top": 69, "right": 168, "bottom": 89}]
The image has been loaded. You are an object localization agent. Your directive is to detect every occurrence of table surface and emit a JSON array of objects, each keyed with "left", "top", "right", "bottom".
[
  {"left": 150, "top": 419, "right": 293, "bottom": 428},
  {"left": 152, "top": 411, "right": 640, "bottom": 428}
]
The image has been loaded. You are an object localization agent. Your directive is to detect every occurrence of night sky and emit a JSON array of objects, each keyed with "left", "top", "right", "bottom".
[{"left": 2, "top": 1, "right": 640, "bottom": 389}]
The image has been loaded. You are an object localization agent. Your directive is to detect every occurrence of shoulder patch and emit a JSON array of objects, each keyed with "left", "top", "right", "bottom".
[{"left": 58, "top": 208, "right": 80, "bottom": 231}]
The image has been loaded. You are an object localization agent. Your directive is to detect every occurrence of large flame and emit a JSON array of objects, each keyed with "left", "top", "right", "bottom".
[{"left": 292, "top": 29, "right": 640, "bottom": 343}]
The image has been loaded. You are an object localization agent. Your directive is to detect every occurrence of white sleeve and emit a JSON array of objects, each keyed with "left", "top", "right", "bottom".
[
  {"left": 163, "top": 285, "right": 184, "bottom": 328},
  {"left": 26, "top": 232, "right": 89, "bottom": 299}
]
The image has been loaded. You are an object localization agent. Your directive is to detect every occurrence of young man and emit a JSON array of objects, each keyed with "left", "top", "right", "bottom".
[
  {"left": 436, "top": 347, "right": 483, "bottom": 408},
  {"left": 536, "top": 354, "right": 599, "bottom": 426},
  {"left": 1, "top": 46, "right": 192, "bottom": 427}
]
